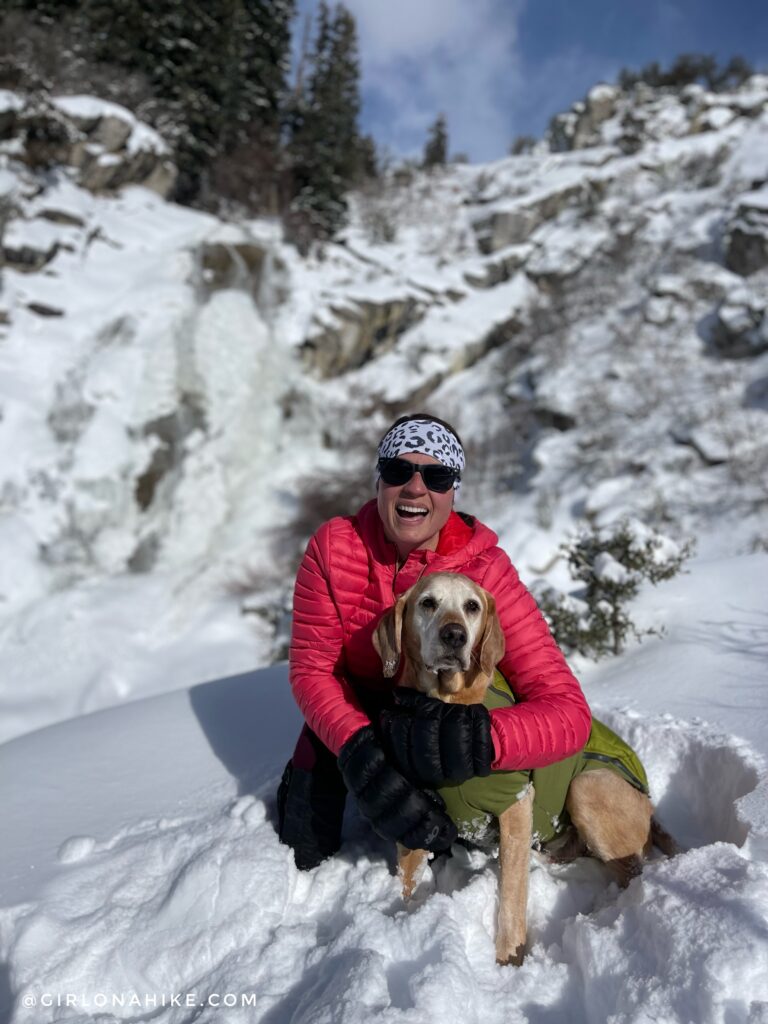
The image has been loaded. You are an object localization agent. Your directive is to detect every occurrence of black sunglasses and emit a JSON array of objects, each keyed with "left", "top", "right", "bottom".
[{"left": 377, "top": 457, "right": 459, "bottom": 493}]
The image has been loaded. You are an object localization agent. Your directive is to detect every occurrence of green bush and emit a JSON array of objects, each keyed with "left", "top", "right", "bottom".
[{"left": 533, "top": 519, "right": 693, "bottom": 659}]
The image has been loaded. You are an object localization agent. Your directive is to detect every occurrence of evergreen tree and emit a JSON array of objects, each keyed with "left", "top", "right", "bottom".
[
  {"left": 664, "top": 52, "right": 717, "bottom": 88},
  {"left": 208, "top": 0, "right": 295, "bottom": 211},
  {"left": 81, "top": 0, "right": 226, "bottom": 200},
  {"left": 618, "top": 53, "right": 755, "bottom": 95},
  {"left": 423, "top": 113, "right": 448, "bottom": 167},
  {"left": 640, "top": 60, "right": 662, "bottom": 87},
  {"left": 617, "top": 66, "right": 639, "bottom": 91},
  {"left": 215, "top": 0, "right": 295, "bottom": 152},
  {"left": 285, "top": 1, "right": 362, "bottom": 247},
  {"left": 50, "top": 0, "right": 295, "bottom": 205},
  {"left": 711, "top": 55, "right": 753, "bottom": 90}
]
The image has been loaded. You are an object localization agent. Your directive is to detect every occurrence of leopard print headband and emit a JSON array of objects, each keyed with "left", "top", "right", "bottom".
[{"left": 377, "top": 419, "right": 465, "bottom": 492}]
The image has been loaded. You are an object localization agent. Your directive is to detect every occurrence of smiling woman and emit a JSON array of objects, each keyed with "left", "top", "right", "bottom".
[
  {"left": 277, "top": 412, "right": 592, "bottom": 871},
  {"left": 375, "top": 416, "right": 464, "bottom": 563},
  {"left": 377, "top": 453, "right": 454, "bottom": 555}
]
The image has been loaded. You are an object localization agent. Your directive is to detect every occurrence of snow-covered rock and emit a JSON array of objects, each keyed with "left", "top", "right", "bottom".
[
  {"left": 547, "top": 73, "right": 768, "bottom": 156},
  {"left": 714, "top": 280, "right": 768, "bottom": 357},
  {"left": 0, "top": 91, "right": 176, "bottom": 198},
  {"left": 725, "top": 185, "right": 768, "bottom": 276},
  {"left": 0, "top": 74, "right": 767, "bottom": 743},
  {"left": 1, "top": 73, "right": 768, "bottom": 1024},
  {"left": 472, "top": 172, "right": 589, "bottom": 253},
  {"left": 301, "top": 289, "right": 427, "bottom": 377}
]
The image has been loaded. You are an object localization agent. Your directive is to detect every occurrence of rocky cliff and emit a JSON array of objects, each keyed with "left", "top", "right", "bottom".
[{"left": 1, "top": 75, "right": 767, "bottom": 737}]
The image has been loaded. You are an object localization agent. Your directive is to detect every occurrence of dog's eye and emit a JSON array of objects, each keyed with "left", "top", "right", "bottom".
[
  {"left": 420, "top": 596, "right": 437, "bottom": 610},
  {"left": 464, "top": 599, "right": 481, "bottom": 614}
]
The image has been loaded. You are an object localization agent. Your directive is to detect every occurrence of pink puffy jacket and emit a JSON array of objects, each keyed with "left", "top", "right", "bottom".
[{"left": 289, "top": 499, "right": 591, "bottom": 769}]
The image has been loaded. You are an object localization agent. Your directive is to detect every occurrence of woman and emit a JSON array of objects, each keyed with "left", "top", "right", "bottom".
[{"left": 278, "top": 413, "right": 591, "bottom": 869}]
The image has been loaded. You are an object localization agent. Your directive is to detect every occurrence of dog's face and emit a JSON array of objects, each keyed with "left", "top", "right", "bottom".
[{"left": 373, "top": 572, "right": 505, "bottom": 702}]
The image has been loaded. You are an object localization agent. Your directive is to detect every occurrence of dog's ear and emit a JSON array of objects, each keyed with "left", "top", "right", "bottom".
[
  {"left": 478, "top": 592, "right": 505, "bottom": 677},
  {"left": 373, "top": 591, "right": 408, "bottom": 677}
]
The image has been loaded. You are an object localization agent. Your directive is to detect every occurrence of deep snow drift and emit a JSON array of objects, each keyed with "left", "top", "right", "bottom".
[{"left": 1, "top": 552, "right": 767, "bottom": 1024}]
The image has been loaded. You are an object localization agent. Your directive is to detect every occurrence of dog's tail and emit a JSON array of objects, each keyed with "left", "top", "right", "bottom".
[{"left": 650, "top": 816, "right": 684, "bottom": 857}]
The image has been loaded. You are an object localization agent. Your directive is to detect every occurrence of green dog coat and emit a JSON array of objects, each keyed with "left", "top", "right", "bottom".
[{"left": 436, "top": 672, "right": 649, "bottom": 847}]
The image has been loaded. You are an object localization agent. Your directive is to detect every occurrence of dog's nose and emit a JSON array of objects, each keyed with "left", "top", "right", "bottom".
[{"left": 439, "top": 622, "right": 467, "bottom": 650}]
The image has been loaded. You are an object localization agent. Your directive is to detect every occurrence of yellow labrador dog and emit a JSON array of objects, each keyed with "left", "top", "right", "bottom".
[{"left": 373, "top": 572, "right": 676, "bottom": 966}]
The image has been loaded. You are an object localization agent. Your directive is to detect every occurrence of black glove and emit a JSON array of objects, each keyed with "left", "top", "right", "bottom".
[
  {"left": 338, "top": 726, "right": 457, "bottom": 852},
  {"left": 380, "top": 688, "right": 494, "bottom": 788}
]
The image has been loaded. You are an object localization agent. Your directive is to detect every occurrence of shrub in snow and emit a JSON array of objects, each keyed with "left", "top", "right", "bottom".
[
  {"left": 533, "top": 519, "right": 693, "bottom": 658},
  {"left": 356, "top": 180, "right": 398, "bottom": 244}
]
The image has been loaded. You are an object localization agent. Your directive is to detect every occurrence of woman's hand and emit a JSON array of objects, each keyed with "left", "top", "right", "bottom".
[
  {"left": 338, "top": 726, "right": 457, "bottom": 851},
  {"left": 379, "top": 688, "right": 494, "bottom": 788}
]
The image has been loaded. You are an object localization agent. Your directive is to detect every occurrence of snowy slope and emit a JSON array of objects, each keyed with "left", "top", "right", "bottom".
[
  {"left": 1, "top": 552, "right": 766, "bottom": 1024},
  {"left": 1, "top": 76, "right": 768, "bottom": 1024},
  {"left": 2, "top": 79, "right": 768, "bottom": 741}
]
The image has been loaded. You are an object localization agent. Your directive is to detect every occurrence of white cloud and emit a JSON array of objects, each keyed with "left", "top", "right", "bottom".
[
  {"left": 341, "top": 0, "right": 526, "bottom": 160},
  {"left": 345, "top": 0, "right": 503, "bottom": 61}
]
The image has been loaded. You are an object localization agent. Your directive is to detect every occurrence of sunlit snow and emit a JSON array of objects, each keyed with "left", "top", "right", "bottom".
[{"left": 1, "top": 77, "right": 768, "bottom": 1023}]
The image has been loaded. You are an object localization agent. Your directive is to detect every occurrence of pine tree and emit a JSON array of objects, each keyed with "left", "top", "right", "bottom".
[
  {"left": 74, "top": 0, "right": 294, "bottom": 204},
  {"left": 664, "top": 53, "right": 717, "bottom": 88},
  {"left": 638, "top": 60, "right": 662, "bottom": 87},
  {"left": 711, "top": 55, "right": 753, "bottom": 90},
  {"left": 285, "top": 1, "right": 362, "bottom": 247},
  {"left": 208, "top": 0, "right": 295, "bottom": 211},
  {"left": 618, "top": 53, "right": 754, "bottom": 96},
  {"left": 81, "top": 0, "right": 227, "bottom": 199},
  {"left": 423, "top": 113, "right": 448, "bottom": 168}
]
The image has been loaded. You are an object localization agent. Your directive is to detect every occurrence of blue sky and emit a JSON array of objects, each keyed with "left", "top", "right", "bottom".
[{"left": 295, "top": 0, "right": 768, "bottom": 162}]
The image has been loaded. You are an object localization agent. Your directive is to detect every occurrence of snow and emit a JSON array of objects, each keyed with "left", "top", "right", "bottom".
[
  {"left": 25, "top": 178, "right": 95, "bottom": 224},
  {"left": 3, "top": 216, "right": 66, "bottom": 253},
  {"left": 527, "top": 219, "right": 609, "bottom": 279},
  {"left": 1, "top": 554, "right": 767, "bottom": 1024},
  {"left": 722, "top": 110, "right": 768, "bottom": 185},
  {"left": 0, "top": 168, "right": 16, "bottom": 199},
  {"left": 592, "top": 551, "right": 629, "bottom": 583},
  {"left": 701, "top": 106, "right": 737, "bottom": 130},
  {"left": 1, "top": 75, "right": 768, "bottom": 1022},
  {"left": 739, "top": 184, "right": 768, "bottom": 211},
  {"left": 350, "top": 273, "right": 538, "bottom": 404},
  {"left": 587, "top": 84, "right": 618, "bottom": 104},
  {"left": 126, "top": 121, "right": 168, "bottom": 155},
  {"left": 51, "top": 94, "right": 168, "bottom": 155},
  {"left": 53, "top": 95, "right": 135, "bottom": 124},
  {"left": 0, "top": 89, "right": 24, "bottom": 113}
]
